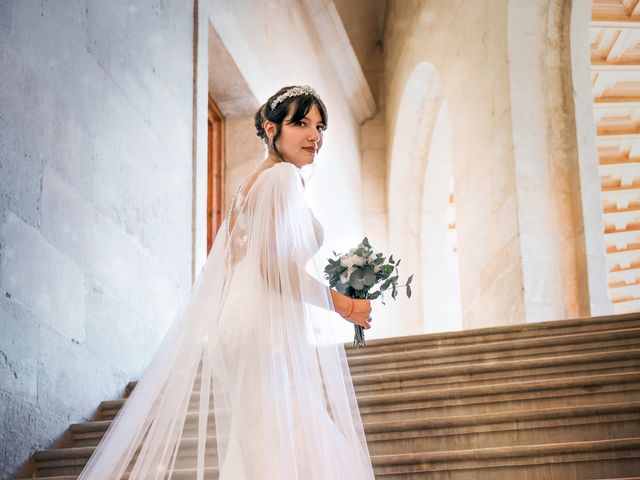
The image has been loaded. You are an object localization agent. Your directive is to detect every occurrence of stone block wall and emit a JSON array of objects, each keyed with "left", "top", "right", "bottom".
[{"left": 0, "top": 2, "right": 195, "bottom": 476}]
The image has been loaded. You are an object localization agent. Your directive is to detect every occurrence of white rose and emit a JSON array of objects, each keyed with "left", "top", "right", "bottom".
[
  {"left": 340, "top": 252, "right": 366, "bottom": 268},
  {"left": 340, "top": 254, "right": 358, "bottom": 268},
  {"left": 340, "top": 269, "right": 350, "bottom": 283},
  {"left": 352, "top": 255, "right": 365, "bottom": 267}
]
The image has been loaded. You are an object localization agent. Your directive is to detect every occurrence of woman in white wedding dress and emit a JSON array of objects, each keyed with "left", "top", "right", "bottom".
[{"left": 78, "top": 85, "right": 376, "bottom": 479}]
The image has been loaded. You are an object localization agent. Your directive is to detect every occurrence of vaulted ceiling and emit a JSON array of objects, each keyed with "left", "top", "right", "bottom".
[
  {"left": 591, "top": 0, "right": 640, "bottom": 312},
  {"left": 333, "top": 0, "right": 387, "bottom": 97}
]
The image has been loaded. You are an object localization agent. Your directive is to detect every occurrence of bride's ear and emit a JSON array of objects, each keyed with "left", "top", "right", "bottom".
[{"left": 263, "top": 120, "right": 276, "bottom": 140}]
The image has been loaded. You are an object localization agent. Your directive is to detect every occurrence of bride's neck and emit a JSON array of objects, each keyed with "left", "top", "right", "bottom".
[{"left": 262, "top": 153, "right": 283, "bottom": 169}]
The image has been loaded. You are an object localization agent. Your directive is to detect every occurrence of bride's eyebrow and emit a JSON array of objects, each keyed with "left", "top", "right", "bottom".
[{"left": 303, "top": 115, "right": 324, "bottom": 124}]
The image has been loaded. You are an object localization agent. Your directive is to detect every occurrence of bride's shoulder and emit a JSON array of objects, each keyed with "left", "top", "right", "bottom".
[
  {"left": 238, "top": 162, "right": 303, "bottom": 201},
  {"left": 254, "top": 162, "right": 303, "bottom": 187},
  {"left": 264, "top": 161, "right": 299, "bottom": 177}
]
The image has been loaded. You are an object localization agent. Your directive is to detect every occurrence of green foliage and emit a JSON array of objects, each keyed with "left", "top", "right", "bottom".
[{"left": 324, "top": 237, "right": 415, "bottom": 306}]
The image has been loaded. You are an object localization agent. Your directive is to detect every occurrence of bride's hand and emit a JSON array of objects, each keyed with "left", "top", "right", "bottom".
[
  {"left": 329, "top": 289, "right": 373, "bottom": 329},
  {"left": 344, "top": 298, "right": 372, "bottom": 329}
]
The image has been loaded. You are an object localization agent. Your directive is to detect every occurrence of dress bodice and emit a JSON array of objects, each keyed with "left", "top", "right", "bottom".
[{"left": 225, "top": 176, "right": 324, "bottom": 270}]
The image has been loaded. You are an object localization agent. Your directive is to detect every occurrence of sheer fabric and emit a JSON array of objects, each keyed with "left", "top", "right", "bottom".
[{"left": 78, "top": 162, "right": 375, "bottom": 479}]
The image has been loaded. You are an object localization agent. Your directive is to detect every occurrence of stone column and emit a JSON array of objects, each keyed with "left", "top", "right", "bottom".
[{"left": 507, "top": 0, "right": 612, "bottom": 322}]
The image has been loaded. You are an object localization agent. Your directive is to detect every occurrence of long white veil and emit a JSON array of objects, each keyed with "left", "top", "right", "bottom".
[{"left": 78, "top": 161, "right": 374, "bottom": 479}]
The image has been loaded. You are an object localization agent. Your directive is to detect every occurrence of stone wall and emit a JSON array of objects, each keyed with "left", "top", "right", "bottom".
[
  {"left": 382, "top": 0, "right": 609, "bottom": 333},
  {"left": 383, "top": 0, "right": 522, "bottom": 332},
  {"left": 0, "top": 2, "right": 195, "bottom": 476}
]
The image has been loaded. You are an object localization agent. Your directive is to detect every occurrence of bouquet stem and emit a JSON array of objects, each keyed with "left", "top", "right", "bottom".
[{"left": 353, "top": 324, "right": 366, "bottom": 348}]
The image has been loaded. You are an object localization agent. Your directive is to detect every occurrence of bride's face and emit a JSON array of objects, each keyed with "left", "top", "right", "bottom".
[{"left": 273, "top": 104, "right": 326, "bottom": 168}]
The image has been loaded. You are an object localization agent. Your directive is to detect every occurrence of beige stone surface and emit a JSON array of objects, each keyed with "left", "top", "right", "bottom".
[{"left": 379, "top": 0, "right": 616, "bottom": 333}]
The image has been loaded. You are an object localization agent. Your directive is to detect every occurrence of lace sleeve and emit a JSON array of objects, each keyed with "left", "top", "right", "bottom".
[{"left": 225, "top": 183, "right": 250, "bottom": 271}]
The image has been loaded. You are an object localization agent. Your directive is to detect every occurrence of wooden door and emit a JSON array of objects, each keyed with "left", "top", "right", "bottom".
[{"left": 207, "top": 96, "right": 225, "bottom": 254}]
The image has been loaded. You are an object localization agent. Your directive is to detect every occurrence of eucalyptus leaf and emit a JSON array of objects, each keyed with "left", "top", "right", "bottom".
[
  {"left": 349, "top": 269, "right": 366, "bottom": 290},
  {"left": 364, "top": 270, "right": 376, "bottom": 287},
  {"left": 368, "top": 291, "right": 381, "bottom": 300}
]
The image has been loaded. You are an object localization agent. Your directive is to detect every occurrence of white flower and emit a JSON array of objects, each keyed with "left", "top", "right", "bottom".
[
  {"left": 340, "top": 265, "right": 360, "bottom": 285},
  {"left": 340, "top": 253, "right": 364, "bottom": 268}
]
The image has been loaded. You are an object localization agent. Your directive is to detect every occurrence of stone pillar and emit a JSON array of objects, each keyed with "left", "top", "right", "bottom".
[
  {"left": 568, "top": 0, "right": 612, "bottom": 316},
  {"left": 507, "top": 0, "right": 612, "bottom": 322}
]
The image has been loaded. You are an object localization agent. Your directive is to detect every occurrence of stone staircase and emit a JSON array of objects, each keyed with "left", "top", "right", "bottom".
[{"left": 17, "top": 313, "right": 640, "bottom": 479}]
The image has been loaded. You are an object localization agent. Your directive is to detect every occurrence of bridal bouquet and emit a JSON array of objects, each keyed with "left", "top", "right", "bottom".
[{"left": 324, "top": 237, "right": 413, "bottom": 348}]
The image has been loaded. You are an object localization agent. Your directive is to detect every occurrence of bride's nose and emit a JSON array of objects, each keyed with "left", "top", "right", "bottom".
[{"left": 307, "top": 127, "right": 320, "bottom": 143}]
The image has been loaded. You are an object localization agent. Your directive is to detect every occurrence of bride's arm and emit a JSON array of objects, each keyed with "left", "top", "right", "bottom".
[{"left": 302, "top": 272, "right": 372, "bottom": 329}]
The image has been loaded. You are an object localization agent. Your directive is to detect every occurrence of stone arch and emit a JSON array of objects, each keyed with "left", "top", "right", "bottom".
[
  {"left": 420, "top": 101, "right": 462, "bottom": 333},
  {"left": 387, "top": 62, "right": 461, "bottom": 335}
]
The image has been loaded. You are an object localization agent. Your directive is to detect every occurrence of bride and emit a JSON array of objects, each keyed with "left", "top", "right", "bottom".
[{"left": 78, "top": 85, "right": 376, "bottom": 479}]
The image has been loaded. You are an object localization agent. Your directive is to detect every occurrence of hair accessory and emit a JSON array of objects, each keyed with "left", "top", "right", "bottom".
[{"left": 270, "top": 85, "right": 319, "bottom": 110}]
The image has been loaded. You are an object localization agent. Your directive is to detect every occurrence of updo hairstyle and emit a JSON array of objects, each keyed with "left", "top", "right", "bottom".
[{"left": 254, "top": 86, "right": 328, "bottom": 162}]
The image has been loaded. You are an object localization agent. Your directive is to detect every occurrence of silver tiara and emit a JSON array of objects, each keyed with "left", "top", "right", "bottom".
[{"left": 270, "top": 85, "right": 319, "bottom": 110}]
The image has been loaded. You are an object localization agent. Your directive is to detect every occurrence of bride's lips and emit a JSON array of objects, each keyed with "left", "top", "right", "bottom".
[{"left": 302, "top": 147, "right": 316, "bottom": 154}]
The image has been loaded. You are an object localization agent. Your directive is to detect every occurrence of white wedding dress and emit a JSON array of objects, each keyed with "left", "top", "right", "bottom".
[{"left": 78, "top": 162, "right": 375, "bottom": 479}]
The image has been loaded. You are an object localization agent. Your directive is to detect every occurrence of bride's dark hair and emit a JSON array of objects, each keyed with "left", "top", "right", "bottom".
[{"left": 254, "top": 86, "right": 328, "bottom": 162}]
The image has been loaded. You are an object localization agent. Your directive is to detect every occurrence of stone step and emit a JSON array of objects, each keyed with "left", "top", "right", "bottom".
[
  {"left": 25, "top": 473, "right": 640, "bottom": 480},
  {"left": 123, "top": 316, "right": 640, "bottom": 395},
  {"left": 101, "top": 371, "right": 640, "bottom": 423},
  {"left": 366, "top": 401, "right": 640, "bottom": 455},
  {"left": 358, "top": 371, "right": 640, "bottom": 422},
  {"left": 29, "top": 438, "right": 640, "bottom": 479},
  {"left": 348, "top": 327, "right": 640, "bottom": 374},
  {"left": 16, "top": 477, "right": 78, "bottom": 480},
  {"left": 354, "top": 348, "right": 640, "bottom": 394},
  {"left": 72, "top": 401, "right": 640, "bottom": 455},
  {"left": 34, "top": 437, "right": 219, "bottom": 477},
  {"left": 17, "top": 471, "right": 221, "bottom": 480},
  {"left": 372, "top": 437, "right": 640, "bottom": 479},
  {"left": 99, "top": 396, "right": 221, "bottom": 422},
  {"left": 345, "top": 312, "right": 640, "bottom": 357},
  {"left": 121, "top": 339, "right": 640, "bottom": 403},
  {"left": 122, "top": 352, "right": 640, "bottom": 412},
  {"left": 70, "top": 411, "right": 217, "bottom": 447}
]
